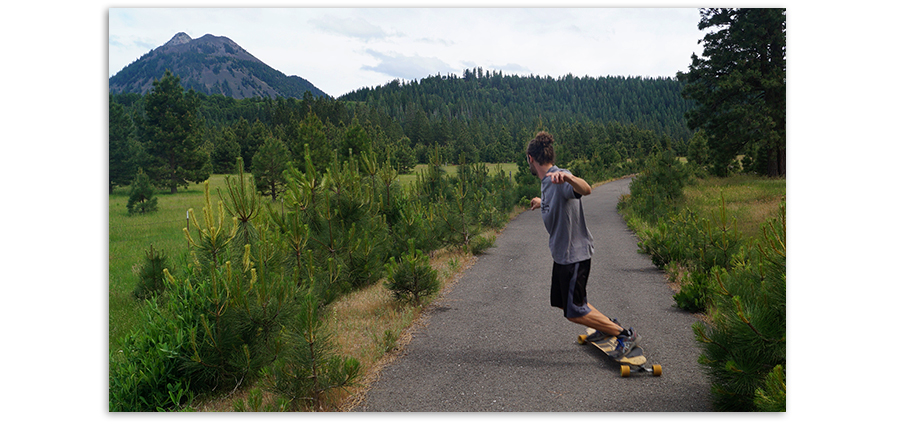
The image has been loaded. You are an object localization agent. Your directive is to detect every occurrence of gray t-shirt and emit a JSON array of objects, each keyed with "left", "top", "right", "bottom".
[{"left": 540, "top": 166, "right": 594, "bottom": 265}]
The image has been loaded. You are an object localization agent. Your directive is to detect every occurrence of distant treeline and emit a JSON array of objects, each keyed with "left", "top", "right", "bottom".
[
  {"left": 341, "top": 69, "right": 694, "bottom": 157},
  {"left": 110, "top": 69, "right": 694, "bottom": 182}
]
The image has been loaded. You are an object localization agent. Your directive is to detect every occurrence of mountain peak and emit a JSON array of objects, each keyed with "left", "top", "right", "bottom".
[
  {"left": 110, "top": 32, "right": 329, "bottom": 99},
  {"left": 165, "top": 32, "right": 192, "bottom": 46}
]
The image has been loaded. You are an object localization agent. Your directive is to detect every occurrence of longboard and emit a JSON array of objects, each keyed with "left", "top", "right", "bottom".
[{"left": 578, "top": 328, "right": 662, "bottom": 377}]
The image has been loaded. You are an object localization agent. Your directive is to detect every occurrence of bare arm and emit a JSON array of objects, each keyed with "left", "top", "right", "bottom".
[{"left": 547, "top": 171, "right": 592, "bottom": 196}]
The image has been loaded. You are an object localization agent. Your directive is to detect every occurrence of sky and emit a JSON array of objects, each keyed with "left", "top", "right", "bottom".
[
  {"left": 108, "top": 7, "right": 709, "bottom": 97},
  {"left": 4, "top": 2, "right": 900, "bottom": 422}
]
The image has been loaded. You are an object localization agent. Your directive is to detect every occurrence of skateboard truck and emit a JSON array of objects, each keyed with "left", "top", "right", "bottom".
[{"left": 619, "top": 363, "right": 663, "bottom": 378}]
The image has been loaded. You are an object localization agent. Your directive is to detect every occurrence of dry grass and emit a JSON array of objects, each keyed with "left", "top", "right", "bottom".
[{"left": 331, "top": 247, "right": 478, "bottom": 411}]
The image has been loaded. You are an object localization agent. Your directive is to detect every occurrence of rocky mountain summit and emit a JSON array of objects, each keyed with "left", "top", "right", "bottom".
[{"left": 110, "top": 32, "right": 329, "bottom": 99}]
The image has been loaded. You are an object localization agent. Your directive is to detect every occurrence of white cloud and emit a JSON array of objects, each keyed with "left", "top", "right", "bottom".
[
  {"left": 362, "top": 49, "right": 455, "bottom": 80},
  {"left": 108, "top": 7, "right": 709, "bottom": 96},
  {"left": 309, "top": 15, "right": 390, "bottom": 41}
]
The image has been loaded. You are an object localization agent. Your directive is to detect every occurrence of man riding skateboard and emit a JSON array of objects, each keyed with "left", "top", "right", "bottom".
[{"left": 526, "top": 131, "right": 641, "bottom": 358}]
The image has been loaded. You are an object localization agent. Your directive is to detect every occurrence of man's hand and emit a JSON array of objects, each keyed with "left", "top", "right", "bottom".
[
  {"left": 530, "top": 197, "right": 542, "bottom": 211},
  {"left": 546, "top": 171, "right": 568, "bottom": 185},
  {"left": 546, "top": 171, "right": 592, "bottom": 196}
]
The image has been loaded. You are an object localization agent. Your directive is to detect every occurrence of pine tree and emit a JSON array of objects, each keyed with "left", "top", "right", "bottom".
[
  {"left": 126, "top": 168, "right": 159, "bottom": 214},
  {"left": 210, "top": 127, "right": 241, "bottom": 173},
  {"left": 251, "top": 136, "right": 291, "bottom": 200},
  {"left": 132, "top": 244, "right": 168, "bottom": 299},
  {"left": 140, "top": 70, "right": 211, "bottom": 193},
  {"left": 693, "top": 202, "right": 786, "bottom": 411},
  {"left": 268, "top": 290, "right": 360, "bottom": 411},
  {"left": 219, "top": 156, "right": 262, "bottom": 265},
  {"left": 109, "top": 96, "right": 142, "bottom": 193},
  {"left": 677, "top": 8, "right": 786, "bottom": 177},
  {"left": 384, "top": 240, "right": 440, "bottom": 305}
]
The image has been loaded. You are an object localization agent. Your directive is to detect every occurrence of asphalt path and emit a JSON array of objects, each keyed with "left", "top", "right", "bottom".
[{"left": 353, "top": 177, "right": 711, "bottom": 412}]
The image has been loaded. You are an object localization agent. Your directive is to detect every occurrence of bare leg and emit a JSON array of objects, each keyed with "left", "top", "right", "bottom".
[{"left": 567, "top": 303, "right": 624, "bottom": 335}]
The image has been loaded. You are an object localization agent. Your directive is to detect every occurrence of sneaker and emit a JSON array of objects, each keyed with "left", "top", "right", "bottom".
[
  {"left": 612, "top": 328, "right": 642, "bottom": 359},
  {"left": 586, "top": 318, "right": 622, "bottom": 342},
  {"left": 586, "top": 328, "right": 612, "bottom": 342}
]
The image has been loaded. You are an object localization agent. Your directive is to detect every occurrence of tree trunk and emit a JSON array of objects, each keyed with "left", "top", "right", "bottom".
[{"left": 767, "top": 146, "right": 786, "bottom": 178}]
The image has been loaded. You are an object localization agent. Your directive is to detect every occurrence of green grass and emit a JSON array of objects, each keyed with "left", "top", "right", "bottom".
[
  {"left": 683, "top": 174, "right": 786, "bottom": 241},
  {"left": 109, "top": 175, "right": 231, "bottom": 352},
  {"left": 397, "top": 163, "right": 518, "bottom": 187}
]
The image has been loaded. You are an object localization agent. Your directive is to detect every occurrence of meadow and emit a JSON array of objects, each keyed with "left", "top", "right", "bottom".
[
  {"left": 110, "top": 175, "right": 229, "bottom": 352},
  {"left": 682, "top": 174, "right": 786, "bottom": 241}
]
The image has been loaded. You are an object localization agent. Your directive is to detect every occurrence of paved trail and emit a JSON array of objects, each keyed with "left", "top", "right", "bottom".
[{"left": 353, "top": 177, "right": 711, "bottom": 412}]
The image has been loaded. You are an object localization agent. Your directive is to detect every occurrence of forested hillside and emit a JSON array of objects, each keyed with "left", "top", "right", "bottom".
[
  {"left": 340, "top": 69, "right": 694, "bottom": 161},
  {"left": 110, "top": 68, "right": 695, "bottom": 194}
]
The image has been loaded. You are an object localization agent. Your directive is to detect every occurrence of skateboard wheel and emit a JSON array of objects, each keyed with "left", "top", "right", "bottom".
[
  {"left": 620, "top": 365, "right": 630, "bottom": 377},
  {"left": 577, "top": 335, "right": 587, "bottom": 345},
  {"left": 653, "top": 364, "right": 662, "bottom": 376}
]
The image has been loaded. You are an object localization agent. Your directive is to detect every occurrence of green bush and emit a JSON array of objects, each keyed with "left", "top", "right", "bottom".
[
  {"left": 634, "top": 194, "right": 744, "bottom": 312},
  {"left": 468, "top": 234, "right": 496, "bottom": 255},
  {"left": 133, "top": 245, "right": 169, "bottom": 300},
  {"left": 693, "top": 203, "right": 786, "bottom": 411},
  {"left": 672, "top": 270, "right": 711, "bottom": 313},
  {"left": 639, "top": 206, "right": 741, "bottom": 272},
  {"left": 109, "top": 297, "right": 191, "bottom": 411},
  {"left": 385, "top": 240, "right": 440, "bottom": 305},
  {"left": 126, "top": 168, "right": 158, "bottom": 214},
  {"left": 266, "top": 290, "right": 360, "bottom": 411},
  {"left": 626, "top": 150, "right": 690, "bottom": 223}
]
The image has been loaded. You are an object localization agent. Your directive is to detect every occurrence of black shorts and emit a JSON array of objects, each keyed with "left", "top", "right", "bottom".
[{"left": 550, "top": 259, "right": 592, "bottom": 318}]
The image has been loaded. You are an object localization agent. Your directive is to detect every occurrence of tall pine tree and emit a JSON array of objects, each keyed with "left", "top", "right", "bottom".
[
  {"left": 109, "top": 96, "right": 142, "bottom": 193},
  {"left": 677, "top": 8, "right": 786, "bottom": 177},
  {"left": 252, "top": 136, "right": 291, "bottom": 200},
  {"left": 141, "top": 70, "right": 211, "bottom": 193}
]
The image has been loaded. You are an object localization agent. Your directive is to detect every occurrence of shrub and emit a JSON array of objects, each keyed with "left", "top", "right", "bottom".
[
  {"left": 672, "top": 269, "right": 712, "bottom": 313},
  {"left": 638, "top": 203, "right": 742, "bottom": 274},
  {"left": 127, "top": 168, "right": 158, "bottom": 214},
  {"left": 267, "top": 290, "right": 361, "bottom": 411},
  {"left": 626, "top": 150, "right": 690, "bottom": 223},
  {"left": 132, "top": 245, "right": 168, "bottom": 300},
  {"left": 693, "top": 203, "right": 786, "bottom": 411},
  {"left": 109, "top": 297, "right": 190, "bottom": 411},
  {"left": 468, "top": 234, "right": 496, "bottom": 255},
  {"left": 635, "top": 195, "right": 744, "bottom": 313},
  {"left": 385, "top": 240, "right": 440, "bottom": 305}
]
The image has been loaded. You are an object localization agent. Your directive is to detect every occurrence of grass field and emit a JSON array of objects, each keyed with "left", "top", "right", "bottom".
[
  {"left": 109, "top": 175, "right": 232, "bottom": 351},
  {"left": 397, "top": 162, "right": 518, "bottom": 187},
  {"left": 682, "top": 174, "right": 786, "bottom": 240}
]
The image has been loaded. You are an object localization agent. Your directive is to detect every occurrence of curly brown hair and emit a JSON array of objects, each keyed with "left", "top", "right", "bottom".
[{"left": 526, "top": 131, "right": 555, "bottom": 165}]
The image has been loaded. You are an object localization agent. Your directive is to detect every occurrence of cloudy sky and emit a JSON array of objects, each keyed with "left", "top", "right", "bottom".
[
  {"left": 109, "top": 7, "right": 709, "bottom": 97},
  {"left": 4, "top": 2, "right": 900, "bottom": 421}
]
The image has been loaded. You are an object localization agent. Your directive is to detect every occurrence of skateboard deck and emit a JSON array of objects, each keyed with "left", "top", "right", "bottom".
[{"left": 578, "top": 328, "right": 662, "bottom": 377}]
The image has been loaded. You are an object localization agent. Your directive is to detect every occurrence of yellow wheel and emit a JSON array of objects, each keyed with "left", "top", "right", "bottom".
[
  {"left": 653, "top": 364, "right": 662, "bottom": 376},
  {"left": 620, "top": 365, "right": 630, "bottom": 377},
  {"left": 577, "top": 335, "right": 587, "bottom": 345}
]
